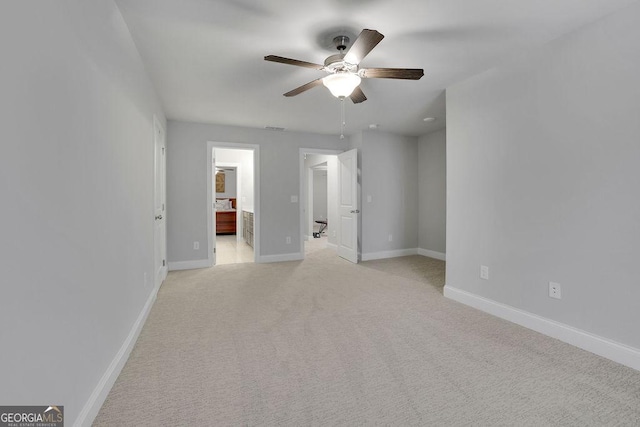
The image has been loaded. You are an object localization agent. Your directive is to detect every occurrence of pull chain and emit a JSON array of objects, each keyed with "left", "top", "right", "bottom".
[{"left": 340, "top": 98, "right": 346, "bottom": 140}]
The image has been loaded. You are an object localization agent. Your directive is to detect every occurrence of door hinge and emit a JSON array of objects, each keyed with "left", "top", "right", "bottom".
[
  {"left": 162, "top": 259, "right": 166, "bottom": 266},
  {"left": 213, "top": 248, "right": 216, "bottom": 253}
]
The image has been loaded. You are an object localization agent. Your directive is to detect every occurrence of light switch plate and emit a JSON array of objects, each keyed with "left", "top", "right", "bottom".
[{"left": 480, "top": 265, "right": 489, "bottom": 280}]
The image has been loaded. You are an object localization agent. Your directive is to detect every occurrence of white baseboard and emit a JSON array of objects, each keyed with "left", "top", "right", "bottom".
[
  {"left": 168, "top": 259, "right": 211, "bottom": 271},
  {"left": 362, "top": 248, "right": 418, "bottom": 261},
  {"left": 418, "top": 248, "right": 446, "bottom": 261},
  {"left": 74, "top": 281, "right": 161, "bottom": 426},
  {"left": 444, "top": 285, "right": 640, "bottom": 372},
  {"left": 258, "top": 252, "right": 303, "bottom": 263}
]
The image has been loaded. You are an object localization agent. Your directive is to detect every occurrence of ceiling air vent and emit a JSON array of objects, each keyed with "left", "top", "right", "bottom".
[{"left": 264, "top": 126, "right": 286, "bottom": 131}]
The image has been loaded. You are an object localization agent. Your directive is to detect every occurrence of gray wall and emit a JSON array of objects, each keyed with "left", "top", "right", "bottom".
[
  {"left": 418, "top": 129, "right": 447, "bottom": 254},
  {"left": 170, "top": 123, "right": 421, "bottom": 262},
  {"left": 167, "top": 121, "right": 343, "bottom": 262},
  {"left": 446, "top": 2, "right": 640, "bottom": 350},
  {"left": 356, "top": 131, "right": 420, "bottom": 257},
  {"left": 0, "top": 1, "right": 165, "bottom": 424}
]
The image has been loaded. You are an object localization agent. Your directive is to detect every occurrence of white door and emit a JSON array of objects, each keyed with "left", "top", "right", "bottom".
[
  {"left": 337, "top": 148, "right": 359, "bottom": 263},
  {"left": 153, "top": 117, "right": 167, "bottom": 286}
]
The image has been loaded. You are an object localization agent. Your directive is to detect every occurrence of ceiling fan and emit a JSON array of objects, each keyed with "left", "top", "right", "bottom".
[{"left": 265, "top": 29, "right": 424, "bottom": 103}]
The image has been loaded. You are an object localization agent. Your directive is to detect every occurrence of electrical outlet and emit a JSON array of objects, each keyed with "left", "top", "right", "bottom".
[
  {"left": 193, "top": 241, "right": 199, "bottom": 250},
  {"left": 388, "top": 234, "right": 393, "bottom": 242},
  {"left": 549, "top": 282, "right": 562, "bottom": 299},
  {"left": 367, "top": 195, "right": 372, "bottom": 203},
  {"left": 290, "top": 195, "right": 298, "bottom": 203},
  {"left": 285, "top": 236, "right": 291, "bottom": 244},
  {"left": 480, "top": 265, "right": 489, "bottom": 280}
]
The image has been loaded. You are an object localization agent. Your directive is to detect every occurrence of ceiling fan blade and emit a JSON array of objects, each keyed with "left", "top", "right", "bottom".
[
  {"left": 284, "top": 78, "right": 324, "bottom": 97},
  {"left": 344, "top": 29, "right": 384, "bottom": 65},
  {"left": 360, "top": 68, "right": 424, "bottom": 80},
  {"left": 264, "top": 55, "right": 324, "bottom": 70},
  {"left": 349, "top": 86, "right": 367, "bottom": 104}
]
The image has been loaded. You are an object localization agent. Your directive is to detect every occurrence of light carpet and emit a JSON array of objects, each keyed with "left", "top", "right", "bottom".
[{"left": 94, "top": 247, "right": 640, "bottom": 426}]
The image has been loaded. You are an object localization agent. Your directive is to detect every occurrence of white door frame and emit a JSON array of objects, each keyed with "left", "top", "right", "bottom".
[
  {"left": 299, "top": 148, "right": 342, "bottom": 259},
  {"left": 207, "top": 141, "right": 260, "bottom": 266},
  {"left": 153, "top": 115, "right": 168, "bottom": 286}
]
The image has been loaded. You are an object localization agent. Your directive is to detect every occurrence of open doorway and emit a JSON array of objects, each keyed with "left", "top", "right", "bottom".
[
  {"left": 214, "top": 164, "right": 252, "bottom": 265},
  {"left": 307, "top": 164, "right": 329, "bottom": 252},
  {"left": 207, "top": 143, "right": 259, "bottom": 266},
  {"left": 300, "top": 149, "right": 341, "bottom": 256}
]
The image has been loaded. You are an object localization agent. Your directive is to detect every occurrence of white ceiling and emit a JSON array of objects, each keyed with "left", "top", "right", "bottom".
[{"left": 115, "top": 0, "right": 636, "bottom": 137}]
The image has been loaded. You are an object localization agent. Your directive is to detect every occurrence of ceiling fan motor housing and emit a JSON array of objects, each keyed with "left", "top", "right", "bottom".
[
  {"left": 333, "top": 35, "right": 350, "bottom": 51},
  {"left": 324, "top": 54, "right": 358, "bottom": 73}
]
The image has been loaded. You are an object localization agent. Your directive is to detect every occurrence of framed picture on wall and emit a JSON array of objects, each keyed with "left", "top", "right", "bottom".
[{"left": 216, "top": 172, "right": 225, "bottom": 193}]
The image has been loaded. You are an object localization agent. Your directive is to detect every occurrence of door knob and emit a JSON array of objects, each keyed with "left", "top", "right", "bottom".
[
  {"left": 350, "top": 210, "right": 360, "bottom": 214},
  {"left": 155, "top": 215, "right": 163, "bottom": 220}
]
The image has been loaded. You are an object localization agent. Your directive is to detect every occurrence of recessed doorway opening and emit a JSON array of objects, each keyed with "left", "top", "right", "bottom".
[
  {"left": 300, "top": 149, "right": 340, "bottom": 257},
  {"left": 207, "top": 142, "right": 260, "bottom": 266}
]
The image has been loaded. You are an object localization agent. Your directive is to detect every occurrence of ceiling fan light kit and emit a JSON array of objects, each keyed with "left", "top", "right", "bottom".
[{"left": 322, "top": 73, "right": 362, "bottom": 98}]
